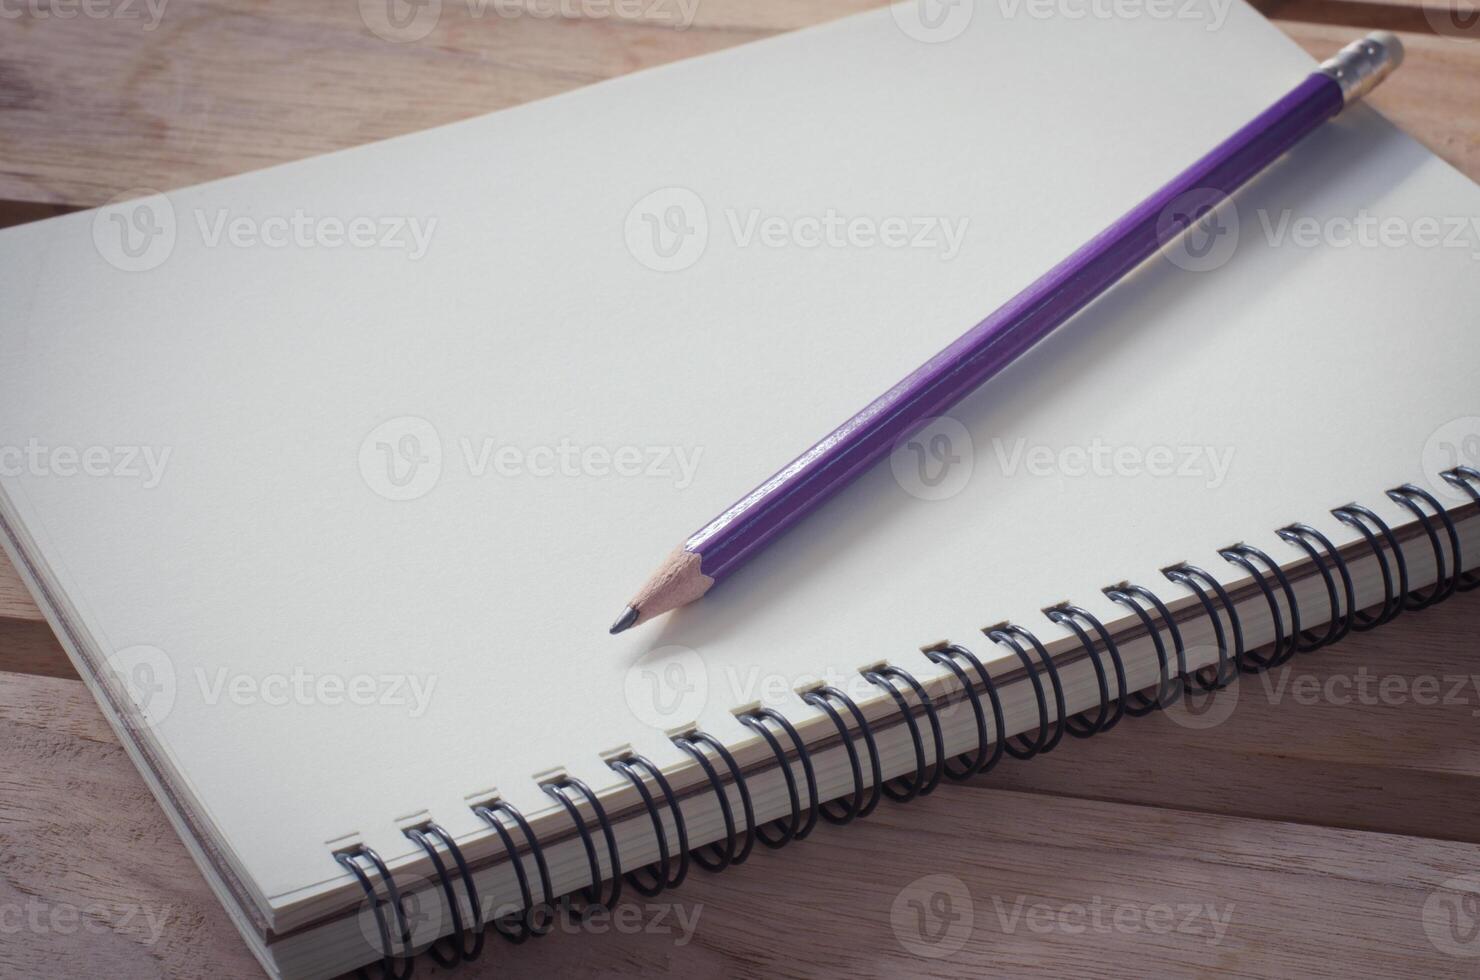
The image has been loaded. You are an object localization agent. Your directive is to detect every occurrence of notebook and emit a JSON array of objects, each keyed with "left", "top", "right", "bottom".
[{"left": 1, "top": 3, "right": 1477, "bottom": 977}]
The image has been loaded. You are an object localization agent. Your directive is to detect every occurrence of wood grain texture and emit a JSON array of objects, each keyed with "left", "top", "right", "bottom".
[
  {"left": 0, "top": 672, "right": 260, "bottom": 979},
  {"left": 0, "top": 619, "right": 74, "bottom": 679},
  {"left": 0, "top": 553, "right": 44, "bottom": 622},
  {"left": 5, "top": 595, "right": 1480, "bottom": 978},
  {"left": 0, "top": 549, "right": 68, "bottom": 679},
  {"left": 1288, "top": 23, "right": 1480, "bottom": 172},
  {"left": 1270, "top": 0, "right": 1480, "bottom": 36},
  {"left": 0, "top": 3, "right": 1476, "bottom": 208},
  {"left": 984, "top": 596, "right": 1480, "bottom": 844},
  {"left": 4, "top": 1, "right": 1480, "bottom": 977}
]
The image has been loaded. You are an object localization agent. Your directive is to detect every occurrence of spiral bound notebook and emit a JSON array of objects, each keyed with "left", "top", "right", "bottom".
[{"left": 3, "top": 3, "right": 1480, "bottom": 978}]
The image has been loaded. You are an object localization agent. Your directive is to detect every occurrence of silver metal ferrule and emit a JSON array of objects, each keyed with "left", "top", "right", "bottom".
[{"left": 1318, "top": 31, "right": 1405, "bottom": 106}]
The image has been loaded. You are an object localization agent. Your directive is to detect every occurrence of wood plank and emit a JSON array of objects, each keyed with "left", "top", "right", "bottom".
[
  {"left": 6, "top": 565, "right": 1478, "bottom": 836},
  {"left": 0, "top": 541, "right": 68, "bottom": 676},
  {"left": 989, "top": 593, "right": 1480, "bottom": 844},
  {"left": 0, "top": 673, "right": 259, "bottom": 979},
  {"left": 1271, "top": 0, "right": 1478, "bottom": 36},
  {"left": 0, "top": 0, "right": 819, "bottom": 208},
  {"left": 0, "top": 619, "right": 73, "bottom": 679},
  {"left": 4, "top": 509, "right": 1480, "bottom": 822},
  {"left": 1281, "top": 21, "right": 1480, "bottom": 175},
  {"left": 0, "top": 199, "right": 76, "bottom": 229},
  {"left": 4, "top": 4, "right": 1480, "bottom": 976},
  {"left": 0, "top": 4, "right": 1475, "bottom": 209},
  {"left": 4, "top": 667, "right": 1480, "bottom": 978},
  {"left": 0, "top": 554, "right": 44, "bottom": 622}
]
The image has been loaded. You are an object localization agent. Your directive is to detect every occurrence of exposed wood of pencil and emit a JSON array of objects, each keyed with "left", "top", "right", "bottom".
[{"left": 611, "top": 547, "right": 713, "bottom": 633}]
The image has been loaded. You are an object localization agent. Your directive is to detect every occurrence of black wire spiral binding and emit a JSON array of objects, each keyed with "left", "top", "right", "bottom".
[
  {"left": 1164, "top": 564, "right": 1243, "bottom": 686},
  {"left": 1330, "top": 504, "right": 1407, "bottom": 630},
  {"left": 738, "top": 707, "right": 820, "bottom": 847},
  {"left": 923, "top": 644, "right": 1007, "bottom": 778},
  {"left": 983, "top": 623, "right": 1066, "bottom": 758},
  {"left": 471, "top": 800, "right": 553, "bottom": 943},
  {"left": 1214, "top": 546, "right": 1293, "bottom": 668},
  {"left": 329, "top": 470, "right": 1477, "bottom": 978},
  {"left": 1388, "top": 484, "right": 1464, "bottom": 608},
  {"left": 672, "top": 731, "right": 756, "bottom": 871},
  {"left": 607, "top": 755, "right": 690, "bottom": 895},
  {"left": 1443, "top": 467, "right": 1480, "bottom": 591},
  {"left": 863, "top": 666, "right": 945, "bottom": 801},
  {"left": 1104, "top": 583, "right": 1184, "bottom": 712},
  {"left": 1276, "top": 522, "right": 1355, "bottom": 650},
  {"left": 336, "top": 846, "right": 415, "bottom": 980},
  {"left": 1046, "top": 604, "right": 1129, "bottom": 734},
  {"left": 403, "top": 824, "right": 484, "bottom": 966},
  {"left": 798, "top": 685, "right": 882, "bottom": 823},
  {"left": 541, "top": 779, "right": 622, "bottom": 918}
]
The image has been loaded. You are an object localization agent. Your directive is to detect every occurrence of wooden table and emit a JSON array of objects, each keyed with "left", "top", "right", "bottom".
[{"left": 3, "top": 3, "right": 1479, "bottom": 977}]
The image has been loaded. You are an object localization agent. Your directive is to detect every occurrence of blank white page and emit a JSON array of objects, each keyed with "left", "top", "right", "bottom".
[{"left": 1, "top": 0, "right": 1477, "bottom": 918}]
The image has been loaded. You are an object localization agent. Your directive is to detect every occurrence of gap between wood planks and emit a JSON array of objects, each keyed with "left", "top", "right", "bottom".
[
  {"left": 0, "top": 4, "right": 1473, "bottom": 210},
  {"left": 4, "top": 664, "right": 1480, "bottom": 978},
  {"left": 3, "top": 592, "right": 1478, "bottom": 845}
]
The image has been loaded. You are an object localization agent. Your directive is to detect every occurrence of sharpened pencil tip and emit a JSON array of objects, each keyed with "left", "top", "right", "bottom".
[{"left": 609, "top": 605, "right": 640, "bottom": 635}]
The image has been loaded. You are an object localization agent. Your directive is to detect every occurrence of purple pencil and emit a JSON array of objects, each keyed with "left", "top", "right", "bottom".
[{"left": 610, "top": 31, "right": 1403, "bottom": 635}]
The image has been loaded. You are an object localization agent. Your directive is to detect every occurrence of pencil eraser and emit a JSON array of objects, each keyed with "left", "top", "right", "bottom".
[
  {"left": 1319, "top": 30, "right": 1404, "bottom": 104},
  {"left": 1368, "top": 30, "right": 1404, "bottom": 70}
]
